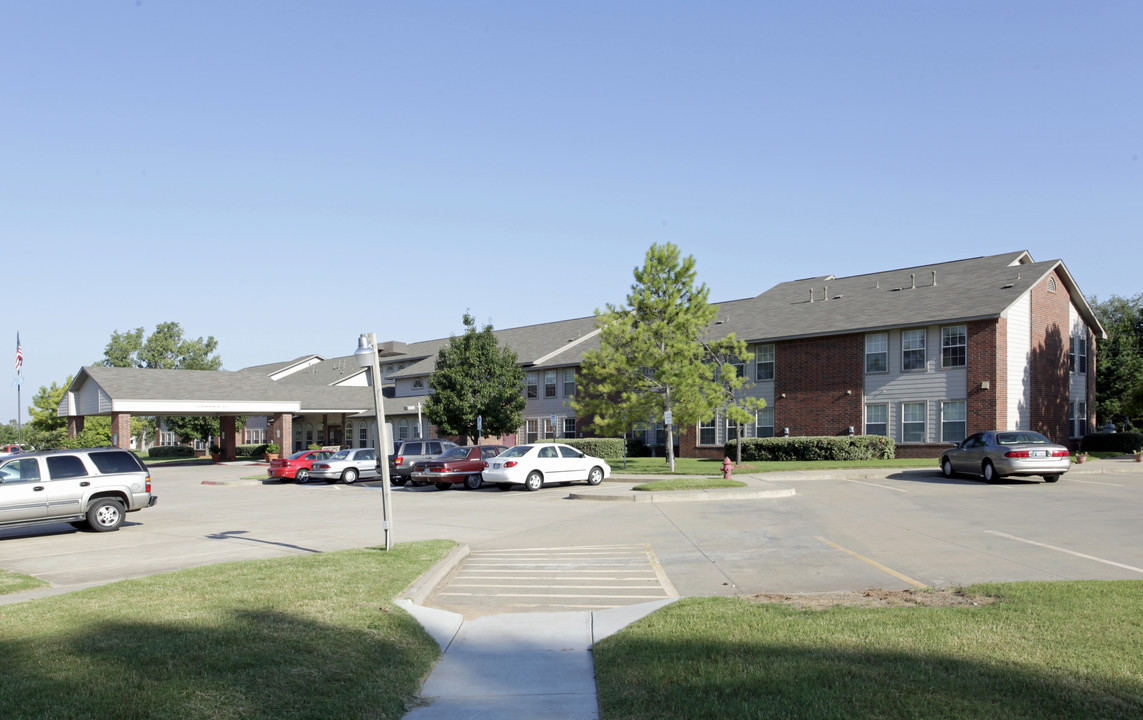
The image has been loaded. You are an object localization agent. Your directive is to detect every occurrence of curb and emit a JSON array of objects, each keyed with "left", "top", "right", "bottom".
[
  {"left": 399, "top": 543, "right": 471, "bottom": 605},
  {"left": 568, "top": 487, "right": 796, "bottom": 502}
]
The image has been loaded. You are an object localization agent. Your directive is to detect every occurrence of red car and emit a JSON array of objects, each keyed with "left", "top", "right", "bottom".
[
  {"left": 411, "top": 445, "right": 509, "bottom": 490},
  {"left": 267, "top": 449, "right": 335, "bottom": 484}
]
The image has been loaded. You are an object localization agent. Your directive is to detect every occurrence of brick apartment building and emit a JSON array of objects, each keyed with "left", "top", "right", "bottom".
[{"left": 60, "top": 251, "right": 1103, "bottom": 460}]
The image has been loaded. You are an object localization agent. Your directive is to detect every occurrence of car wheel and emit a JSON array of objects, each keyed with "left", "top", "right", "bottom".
[
  {"left": 982, "top": 460, "right": 998, "bottom": 483},
  {"left": 586, "top": 466, "right": 604, "bottom": 486},
  {"left": 86, "top": 498, "right": 125, "bottom": 532},
  {"left": 524, "top": 471, "right": 543, "bottom": 492},
  {"left": 296, "top": 468, "right": 309, "bottom": 484},
  {"left": 464, "top": 474, "right": 483, "bottom": 490},
  {"left": 1044, "top": 474, "right": 1061, "bottom": 483},
  {"left": 940, "top": 458, "right": 955, "bottom": 479},
  {"left": 342, "top": 468, "right": 358, "bottom": 485},
  {"left": 435, "top": 482, "right": 452, "bottom": 491}
]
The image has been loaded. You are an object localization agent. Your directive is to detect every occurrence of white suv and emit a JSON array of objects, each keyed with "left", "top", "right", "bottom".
[{"left": 0, "top": 447, "right": 157, "bottom": 532}]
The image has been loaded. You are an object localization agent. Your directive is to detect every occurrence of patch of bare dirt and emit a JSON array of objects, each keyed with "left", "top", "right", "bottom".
[{"left": 742, "top": 588, "right": 995, "bottom": 610}]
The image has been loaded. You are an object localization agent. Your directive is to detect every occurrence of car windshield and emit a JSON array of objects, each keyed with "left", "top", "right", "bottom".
[
  {"left": 997, "top": 432, "right": 1051, "bottom": 445},
  {"left": 436, "top": 447, "right": 469, "bottom": 460},
  {"left": 329, "top": 450, "right": 351, "bottom": 460},
  {"left": 501, "top": 446, "right": 533, "bottom": 458}
]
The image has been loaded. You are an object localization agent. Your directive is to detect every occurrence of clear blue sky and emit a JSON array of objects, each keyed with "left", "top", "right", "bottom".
[{"left": 4, "top": 1, "right": 1140, "bottom": 422}]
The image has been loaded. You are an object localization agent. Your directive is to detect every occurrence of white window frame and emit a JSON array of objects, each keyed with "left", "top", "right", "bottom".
[
  {"left": 902, "top": 329, "right": 927, "bottom": 371},
  {"left": 563, "top": 368, "right": 576, "bottom": 398},
  {"left": 941, "top": 326, "right": 967, "bottom": 368},
  {"left": 526, "top": 372, "right": 538, "bottom": 399},
  {"left": 755, "top": 344, "right": 775, "bottom": 381},
  {"left": 755, "top": 407, "right": 775, "bottom": 438},
  {"left": 699, "top": 418, "right": 716, "bottom": 446},
  {"left": 865, "top": 333, "right": 888, "bottom": 373},
  {"left": 940, "top": 400, "right": 967, "bottom": 443},
  {"left": 901, "top": 401, "right": 927, "bottom": 442},
  {"left": 563, "top": 417, "right": 576, "bottom": 438},
  {"left": 1070, "top": 335, "right": 1088, "bottom": 374},
  {"left": 865, "top": 404, "right": 888, "bottom": 436},
  {"left": 1070, "top": 401, "right": 1087, "bottom": 438},
  {"left": 544, "top": 370, "right": 557, "bottom": 398}
]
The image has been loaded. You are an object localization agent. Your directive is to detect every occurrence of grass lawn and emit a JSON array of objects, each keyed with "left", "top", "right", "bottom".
[
  {"left": 0, "top": 540, "right": 454, "bottom": 720},
  {"left": 0, "top": 568, "right": 49, "bottom": 595},
  {"left": 632, "top": 478, "right": 747, "bottom": 491},
  {"left": 595, "top": 581, "right": 1143, "bottom": 720},
  {"left": 610, "top": 456, "right": 936, "bottom": 476}
]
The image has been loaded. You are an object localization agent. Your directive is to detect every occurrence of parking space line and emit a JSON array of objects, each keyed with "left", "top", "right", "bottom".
[
  {"left": 846, "top": 480, "right": 906, "bottom": 492},
  {"left": 817, "top": 536, "right": 927, "bottom": 588},
  {"left": 985, "top": 531, "right": 1143, "bottom": 574},
  {"left": 1068, "top": 478, "right": 1123, "bottom": 487}
]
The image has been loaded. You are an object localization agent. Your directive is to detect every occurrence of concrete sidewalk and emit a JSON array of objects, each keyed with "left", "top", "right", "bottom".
[{"left": 397, "top": 599, "right": 676, "bottom": 720}]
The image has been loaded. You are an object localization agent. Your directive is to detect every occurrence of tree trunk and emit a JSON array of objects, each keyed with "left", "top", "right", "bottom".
[
  {"left": 665, "top": 386, "right": 676, "bottom": 472},
  {"left": 736, "top": 421, "right": 744, "bottom": 465}
]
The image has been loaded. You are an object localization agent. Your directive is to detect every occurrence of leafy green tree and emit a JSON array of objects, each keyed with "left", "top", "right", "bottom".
[
  {"left": 1092, "top": 294, "right": 1143, "bottom": 429},
  {"left": 425, "top": 313, "right": 527, "bottom": 445},
  {"left": 29, "top": 377, "right": 73, "bottom": 432},
  {"left": 573, "top": 243, "right": 723, "bottom": 471}
]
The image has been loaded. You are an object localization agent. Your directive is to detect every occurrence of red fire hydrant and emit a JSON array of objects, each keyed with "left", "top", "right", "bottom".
[{"left": 721, "top": 457, "right": 734, "bottom": 480}]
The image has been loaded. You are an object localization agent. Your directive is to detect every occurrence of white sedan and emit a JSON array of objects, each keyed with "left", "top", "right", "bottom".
[{"left": 482, "top": 443, "right": 611, "bottom": 491}]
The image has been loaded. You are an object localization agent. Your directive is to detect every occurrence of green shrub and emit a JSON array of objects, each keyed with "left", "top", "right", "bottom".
[
  {"left": 237, "top": 443, "right": 270, "bottom": 457},
  {"left": 147, "top": 445, "right": 197, "bottom": 459},
  {"left": 558, "top": 437, "right": 626, "bottom": 460},
  {"left": 1081, "top": 432, "right": 1143, "bottom": 454},
  {"left": 726, "top": 435, "right": 896, "bottom": 461}
]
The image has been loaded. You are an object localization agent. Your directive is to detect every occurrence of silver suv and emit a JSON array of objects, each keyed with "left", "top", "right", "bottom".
[
  {"left": 0, "top": 447, "right": 157, "bottom": 532},
  {"left": 388, "top": 439, "right": 458, "bottom": 486}
]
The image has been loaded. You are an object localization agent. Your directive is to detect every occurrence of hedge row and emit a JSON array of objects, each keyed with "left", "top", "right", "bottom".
[
  {"left": 1080, "top": 432, "right": 1143, "bottom": 454},
  {"left": 537, "top": 437, "right": 626, "bottom": 460},
  {"left": 725, "top": 435, "right": 896, "bottom": 461}
]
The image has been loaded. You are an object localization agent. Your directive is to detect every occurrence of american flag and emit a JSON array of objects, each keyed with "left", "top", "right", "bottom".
[{"left": 14, "top": 333, "right": 21, "bottom": 374}]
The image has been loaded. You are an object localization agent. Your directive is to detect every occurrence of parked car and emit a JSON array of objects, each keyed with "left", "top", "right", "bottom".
[
  {"left": 940, "top": 431, "right": 1070, "bottom": 483},
  {"left": 389, "top": 439, "right": 459, "bottom": 486},
  {"left": 411, "top": 445, "right": 510, "bottom": 490},
  {"left": 1, "top": 444, "right": 31, "bottom": 458},
  {"left": 482, "top": 443, "right": 610, "bottom": 491},
  {"left": 309, "top": 448, "right": 380, "bottom": 484},
  {"left": 267, "top": 449, "right": 335, "bottom": 483},
  {"left": 0, "top": 447, "right": 157, "bottom": 532}
]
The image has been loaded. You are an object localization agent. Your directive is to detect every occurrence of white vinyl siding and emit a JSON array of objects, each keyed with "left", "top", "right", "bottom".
[{"left": 1005, "top": 293, "right": 1032, "bottom": 431}]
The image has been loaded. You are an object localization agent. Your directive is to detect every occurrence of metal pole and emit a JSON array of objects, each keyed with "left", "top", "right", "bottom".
[{"left": 365, "top": 332, "right": 395, "bottom": 551}]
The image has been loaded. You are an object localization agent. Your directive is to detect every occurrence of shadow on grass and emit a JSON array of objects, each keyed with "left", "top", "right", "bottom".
[{"left": 0, "top": 606, "right": 438, "bottom": 719}]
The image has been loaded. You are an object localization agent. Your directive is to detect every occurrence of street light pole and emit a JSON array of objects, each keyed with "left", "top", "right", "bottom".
[
  {"left": 355, "top": 333, "right": 395, "bottom": 551},
  {"left": 403, "top": 403, "right": 423, "bottom": 439}
]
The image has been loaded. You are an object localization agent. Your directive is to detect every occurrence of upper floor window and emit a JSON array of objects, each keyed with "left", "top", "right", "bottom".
[
  {"left": 941, "top": 326, "right": 967, "bottom": 368},
  {"left": 755, "top": 344, "right": 775, "bottom": 381},
  {"left": 563, "top": 368, "right": 576, "bottom": 398},
  {"left": 865, "top": 333, "right": 888, "bottom": 373},
  {"left": 1070, "top": 335, "right": 1088, "bottom": 374},
  {"left": 902, "top": 329, "right": 926, "bottom": 371},
  {"left": 412, "top": 378, "right": 424, "bottom": 390},
  {"left": 526, "top": 372, "right": 538, "bottom": 399},
  {"left": 544, "top": 370, "right": 557, "bottom": 398}
]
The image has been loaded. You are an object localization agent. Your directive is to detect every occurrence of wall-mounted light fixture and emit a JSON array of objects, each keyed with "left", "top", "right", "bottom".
[{"left": 981, "top": 380, "right": 990, "bottom": 390}]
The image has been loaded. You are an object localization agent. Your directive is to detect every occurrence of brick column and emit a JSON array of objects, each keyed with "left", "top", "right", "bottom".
[
  {"left": 111, "top": 412, "right": 131, "bottom": 449},
  {"left": 67, "top": 416, "right": 86, "bottom": 437},
  {"left": 270, "top": 413, "right": 294, "bottom": 453},
  {"left": 220, "top": 416, "right": 237, "bottom": 461}
]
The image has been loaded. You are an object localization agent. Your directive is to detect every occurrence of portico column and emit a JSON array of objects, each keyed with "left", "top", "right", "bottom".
[
  {"left": 220, "top": 416, "right": 237, "bottom": 462},
  {"left": 111, "top": 412, "right": 131, "bottom": 449},
  {"left": 67, "top": 416, "right": 86, "bottom": 437},
  {"left": 271, "top": 413, "right": 293, "bottom": 453}
]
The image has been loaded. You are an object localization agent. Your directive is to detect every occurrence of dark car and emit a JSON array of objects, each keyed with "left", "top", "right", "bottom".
[
  {"left": 388, "top": 439, "right": 458, "bottom": 486},
  {"left": 411, "top": 445, "right": 509, "bottom": 490},
  {"left": 940, "top": 431, "right": 1070, "bottom": 483},
  {"left": 267, "top": 449, "right": 334, "bottom": 484}
]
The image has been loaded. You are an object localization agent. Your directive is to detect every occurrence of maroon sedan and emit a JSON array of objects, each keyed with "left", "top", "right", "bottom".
[
  {"left": 267, "top": 449, "right": 334, "bottom": 484},
  {"left": 411, "top": 445, "right": 509, "bottom": 490}
]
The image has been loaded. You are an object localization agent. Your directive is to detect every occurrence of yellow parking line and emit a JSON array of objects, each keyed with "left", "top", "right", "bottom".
[{"left": 817, "top": 536, "right": 927, "bottom": 588}]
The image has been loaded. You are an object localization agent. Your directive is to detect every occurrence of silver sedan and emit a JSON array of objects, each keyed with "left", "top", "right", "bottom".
[{"left": 940, "top": 431, "right": 1071, "bottom": 483}]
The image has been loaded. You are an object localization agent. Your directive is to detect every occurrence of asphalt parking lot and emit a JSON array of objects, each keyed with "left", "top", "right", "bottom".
[{"left": 2, "top": 460, "right": 1141, "bottom": 611}]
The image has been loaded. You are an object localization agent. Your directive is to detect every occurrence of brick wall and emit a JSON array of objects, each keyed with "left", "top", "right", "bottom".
[
  {"left": 966, "top": 319, "right": 1003, "bottom": 433},
  {"left": 774, "top": 334, "right": 864, "bottom": 436},
  {"left": 1028, "top": 269, "right": 1071, "bottom": 443}
]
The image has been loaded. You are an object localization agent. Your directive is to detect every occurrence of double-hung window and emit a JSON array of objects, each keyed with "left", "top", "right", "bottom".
[
  {"left": 941, "top": 326, "right": 966, "bottom": 368},
  {"left": 865, "top": 333, "right": 888, "bottom": 373},
  {"left": 544, "top": 370, "right": 557, "bottom": 398},
  {"left": 563, "top": 368, "right": 576, "bottom": 398},
  {"left": 755, "top": 407, "right": 775, "bottom": 438},
  {"left": 563, "top": 417, "right": 576, "bottom": 438},
  {"left": 1070, "top": 335, "right": 1088, "bottom": 374},
  {"left": 755, "top": 344, "right": 775, "bottom": 381},
  {"left": 699, "top": 418, "right": 716, "bottom": 446},
  {"left": 1069, "top": 401, "right": 1087, "bottom": 437},
  {"left": 526, "top": 372, "right": 538, "bottom": 399},
  {"left": 902, "top": 329, "right": 927, "bottom": 371},
  {"left": 865, "top": 404, "right": 888, "bottom": 436},
  {"left": 941, "top": 401, "right": 966, "bottom": 442},
  {"left": 902, "top": 402, "right": 927, "bottom": 442}
]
